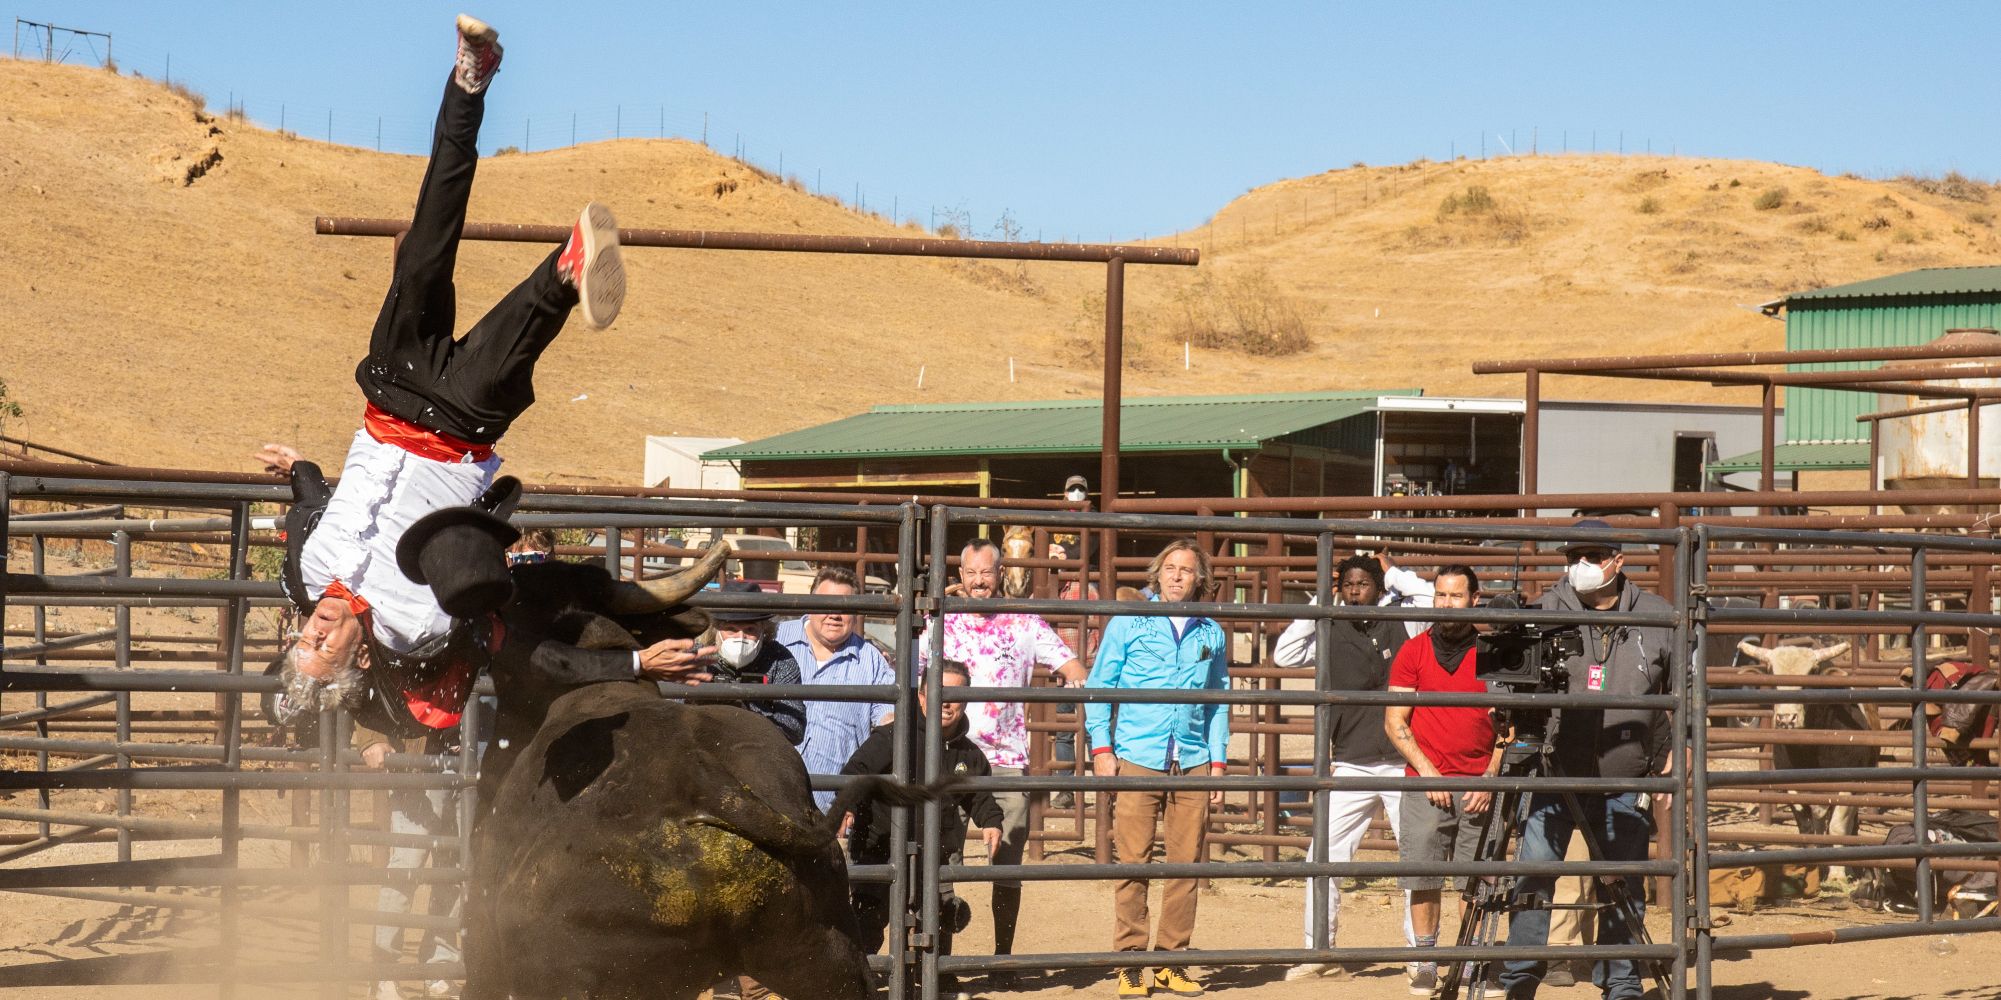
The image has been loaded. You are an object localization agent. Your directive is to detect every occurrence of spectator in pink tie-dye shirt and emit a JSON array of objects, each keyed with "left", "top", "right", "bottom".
[{"left": 918, "top": 537, "right": 1087, "bottom": 977}]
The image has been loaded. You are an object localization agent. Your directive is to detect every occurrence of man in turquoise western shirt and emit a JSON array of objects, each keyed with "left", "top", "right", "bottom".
[{"left": 1085, "top": 539, "right": 1231, "bottom": 999}]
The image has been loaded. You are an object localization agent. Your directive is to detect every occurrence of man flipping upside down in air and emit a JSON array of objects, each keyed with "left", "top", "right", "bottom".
[{"left": 268, "top": 14, "right": 693, "bottom": 734}]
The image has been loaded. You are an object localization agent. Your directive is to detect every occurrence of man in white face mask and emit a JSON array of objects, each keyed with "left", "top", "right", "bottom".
[
  {"left": 705, "top": 580, "right": 807, "bottom": 746},
  {"left": 1499, "top": 520, "right": 1674, "bottom": 1000}
]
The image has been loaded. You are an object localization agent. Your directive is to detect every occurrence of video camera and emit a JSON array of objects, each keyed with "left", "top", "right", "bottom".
[{"left": 1472, "top": 594, "right": 1582, "bottom": 693}]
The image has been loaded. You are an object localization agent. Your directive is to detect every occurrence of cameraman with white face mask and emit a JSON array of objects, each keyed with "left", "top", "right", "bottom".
[
  {"left": 702, "top": 580, "right": 807, "bottom": 746},
  {"left": 1498, "top": 520, "right": 1674, "bottom": 1000}
]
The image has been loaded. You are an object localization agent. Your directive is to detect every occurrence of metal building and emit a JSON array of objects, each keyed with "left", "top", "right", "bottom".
[
  {"left": 703, "top": 390, "right": 1775, "bottom": 508},
  {"left": 1743, "top": 265, "right": 2001, "bottom": 479}
]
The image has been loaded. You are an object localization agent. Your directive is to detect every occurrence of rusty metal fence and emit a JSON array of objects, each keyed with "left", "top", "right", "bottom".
[{"left": 5, "top": 468, "right": 2001, "bottom": 999}]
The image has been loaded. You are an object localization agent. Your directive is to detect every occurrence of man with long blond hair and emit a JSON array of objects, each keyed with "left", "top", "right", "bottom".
[{"left": 1085, "top": 538, "right": 1231, "bottom": 998}]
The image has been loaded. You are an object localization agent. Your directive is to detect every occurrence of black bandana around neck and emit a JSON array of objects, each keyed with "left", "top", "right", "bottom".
[{"left": 1433, "top": 628, "right": 1476, "bottom": 673}]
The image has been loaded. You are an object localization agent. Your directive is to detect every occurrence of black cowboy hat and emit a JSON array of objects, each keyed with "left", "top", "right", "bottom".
[
  {"left": 708, "top": 579, "right": 773, "bottom": 623},
  {"left": 397, "top": 503, "right": 521, "bottom": 618}
]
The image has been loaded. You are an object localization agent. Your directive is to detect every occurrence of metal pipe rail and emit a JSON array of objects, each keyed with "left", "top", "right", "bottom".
[{"left": 314, "top": 216, "right": 1201, "bottom": 266}]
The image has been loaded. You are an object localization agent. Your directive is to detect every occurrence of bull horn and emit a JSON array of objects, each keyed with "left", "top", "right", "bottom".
[
  {"left": 1813, "top": 642, "right": 1852, "bottom": 664},
  {"left": 1736, "top": 641, "right": 1774, "bottom": 665},
  {"left": 609, "top": 540, "right": 733, "bottom": 614}
]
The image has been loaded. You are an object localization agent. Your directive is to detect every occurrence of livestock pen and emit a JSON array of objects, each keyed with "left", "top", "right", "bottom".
[{"left": 4, "top": 464, "right": 2001, "bottom": 1000}]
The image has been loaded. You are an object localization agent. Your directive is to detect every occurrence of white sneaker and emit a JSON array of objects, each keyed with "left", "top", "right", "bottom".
[
  {"left": 1407, "top": 962, "right": 1438, "bottom": 996},
  {"left": 556, "top": 202, "right": 626, "bottom": 330},
  {"left": 371, "top": 982, "right": 404, "bottom": 1000},
  {"left": 1284, "top": 963, "right": 1328, "bottom": 982},
  {"left": 424, "top": 980, "right": 456, "bottom": 998},
  {"left": 453, "top": 14, "right": 503, "bottom": 94}
]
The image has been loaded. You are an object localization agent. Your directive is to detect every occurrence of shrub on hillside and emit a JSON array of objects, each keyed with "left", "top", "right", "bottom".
[
  {"left": 1460, "top": 185, "right": 1496, "bottom": 213},
  {"left": 1637, "top": 197, "right": 1662, "bottom": 215},
  {"left": 0, "top": 378, "right": 24, "bottom": 438},
  {"left": 163, "top": 78, "right": 206, "bottom": 113},
  {"left": 1753, "top": 187, "right": 1787, "bottom": 211},
  {"left": 1163, "top": 265, "right": 1313, "bottom": 358},
  {"left": 1900, "top": 170, "right": 1991, "bottom": 203}
]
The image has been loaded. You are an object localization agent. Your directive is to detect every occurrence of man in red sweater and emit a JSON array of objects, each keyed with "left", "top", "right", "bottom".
[{"left": 1384, "top": 565, "right": 1502, "bottom": 996}]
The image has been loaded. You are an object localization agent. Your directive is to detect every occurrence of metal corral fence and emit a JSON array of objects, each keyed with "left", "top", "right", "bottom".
[{"left": 3, "top": 468, "right": 2001, "bottom": 999}]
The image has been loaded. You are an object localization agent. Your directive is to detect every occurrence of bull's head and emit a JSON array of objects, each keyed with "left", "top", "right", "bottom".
[
  {"left": 1737, "top": 639, "right": 1851, "bottom": 729},
  {"left": 1001, "top": 525, "right": 1035, "bottom": 599}
]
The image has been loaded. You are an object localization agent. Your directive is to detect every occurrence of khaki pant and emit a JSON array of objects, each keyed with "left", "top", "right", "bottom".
[
  {"left": 1112, "top": 759, "right": 1211, "bottom": 953},
  {"left": 1550, "top": 830, "right": 1595, "bottom": 948}
]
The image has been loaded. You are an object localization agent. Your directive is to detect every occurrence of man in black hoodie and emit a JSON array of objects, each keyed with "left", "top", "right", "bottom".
[
  {"left": 1498, "top": 522, "right": 1672, "bottom": 1000},
  {"left": 842, "top": 661, "right": 1003, "bottom": 993}
]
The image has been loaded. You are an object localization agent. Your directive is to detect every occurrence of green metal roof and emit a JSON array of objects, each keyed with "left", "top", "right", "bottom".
[
  {"left": 705, "top": 389, "right": 1421, "bottom": 461},
  {"left": 1778, "top": 266, "right": 2001, "bottom": 306},
  {"left": 1708, "top": 441, "right": 1871, "bottom": 475}
]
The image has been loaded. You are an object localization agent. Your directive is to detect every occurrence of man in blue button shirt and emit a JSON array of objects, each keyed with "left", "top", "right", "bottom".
[
  {"left": 1086, "top": 539, "right": 1232, "bottom": 999},
  {"left": 776, "top": 566, "right": 896, "bottom": 811}
]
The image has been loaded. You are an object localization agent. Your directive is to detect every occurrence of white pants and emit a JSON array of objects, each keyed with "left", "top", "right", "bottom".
[{"left": 1301, "top": 760, "right": 1415, "bottom": 948}]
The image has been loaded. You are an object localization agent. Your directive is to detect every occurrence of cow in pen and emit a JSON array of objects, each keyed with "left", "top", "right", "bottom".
[{"left": 1736, "top": 639, "right": 1875, "bottom": 876}]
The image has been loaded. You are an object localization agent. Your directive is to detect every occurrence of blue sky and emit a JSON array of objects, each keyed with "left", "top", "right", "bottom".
[{"left": 16, "top": 3, "right": 2000, "bottom": 241}]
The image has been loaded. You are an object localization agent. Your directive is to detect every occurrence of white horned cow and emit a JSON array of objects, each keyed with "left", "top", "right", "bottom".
[{"left": 1736, "top": 639, "right": 1875, "bottom": 877}]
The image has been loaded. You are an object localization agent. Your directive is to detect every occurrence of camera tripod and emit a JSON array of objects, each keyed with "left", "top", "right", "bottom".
[{"left": 1433, "top": 725, "right": 1669, "bottom": 1000}]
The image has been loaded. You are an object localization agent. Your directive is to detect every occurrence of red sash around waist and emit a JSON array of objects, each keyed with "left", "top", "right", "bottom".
[{"left": 363, "top": 403, "right": 495, "bottom": 464}]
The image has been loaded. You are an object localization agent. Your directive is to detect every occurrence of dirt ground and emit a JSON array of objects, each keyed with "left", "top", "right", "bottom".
[{"left": 1, "top": 825, "right": 1996, "bottom": 1000}]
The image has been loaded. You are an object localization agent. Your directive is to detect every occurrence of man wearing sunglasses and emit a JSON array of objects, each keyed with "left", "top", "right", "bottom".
[{"left": 1498, "top": 520, "right": 1673, "bottom": 1000}]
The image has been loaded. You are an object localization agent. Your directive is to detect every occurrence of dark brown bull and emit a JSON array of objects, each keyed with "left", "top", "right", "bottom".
[{"left": 462, "top": 540, "right": 907, "bottom": 1000}]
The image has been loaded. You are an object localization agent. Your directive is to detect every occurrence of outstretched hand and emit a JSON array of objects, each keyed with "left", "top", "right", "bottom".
[
  {"left": 253, "top": 443, "right": 305, "bottom": 474},
  {"left": 638, "top": 638, "right": 715, "bottom": 684}
]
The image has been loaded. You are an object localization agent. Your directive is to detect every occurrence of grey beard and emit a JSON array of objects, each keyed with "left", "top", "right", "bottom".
[{"left": 276, "top": 655, "right": 368, "bottom": 725}]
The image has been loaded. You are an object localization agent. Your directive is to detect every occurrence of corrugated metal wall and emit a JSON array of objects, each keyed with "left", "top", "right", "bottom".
[{"left": 1785, "top": 294, "right": 2001, "bottom": 443}]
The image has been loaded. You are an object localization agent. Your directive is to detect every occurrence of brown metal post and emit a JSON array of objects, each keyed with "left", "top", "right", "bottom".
[
  {"left": 1523, "top": 369, "right": 1540, "bottom": 499},
  {"left": 1260, "top": 532, "right": 1284, "bottom": 863},
  {"left": 1101, "top": 257, "right": 1125, "bottom": 515},
  {"left": 1869, "top": 428, "right": 1881, "bottom": 517},
  {"left": 854, "top": 522, "right": 871, "bottom": 593},
  {"left": 1760, "top": 382, "right": 1777, "bottom": 497},
  {"left": 1968, "top": 397, "right": 1982, "bottom": 488}
]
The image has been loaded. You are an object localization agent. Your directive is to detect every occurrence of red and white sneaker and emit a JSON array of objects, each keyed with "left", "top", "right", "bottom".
[
  {"left": 454, "top": 14, "right": 502, "bottom": 94},
  {"left": 556, "top": 203, "right": 626, "bottom": 330}
]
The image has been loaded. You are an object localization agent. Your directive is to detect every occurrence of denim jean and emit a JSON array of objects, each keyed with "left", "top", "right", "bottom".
[
  {"left": 372, "top": 786, "right": 462, "bottom": 967},
  {"left": 1499, "top": 792, "right": 1651, "bottom": 1000}
]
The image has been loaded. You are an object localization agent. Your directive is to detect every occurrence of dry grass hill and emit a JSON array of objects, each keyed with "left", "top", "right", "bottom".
[{"left": 6, "top": 59, "right": 2001, "bottom": 483}]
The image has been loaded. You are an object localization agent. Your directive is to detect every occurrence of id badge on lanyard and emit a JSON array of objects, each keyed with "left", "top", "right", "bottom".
[{"left": 1586, "top": 663, "right": 1606, "bottom": 692}]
